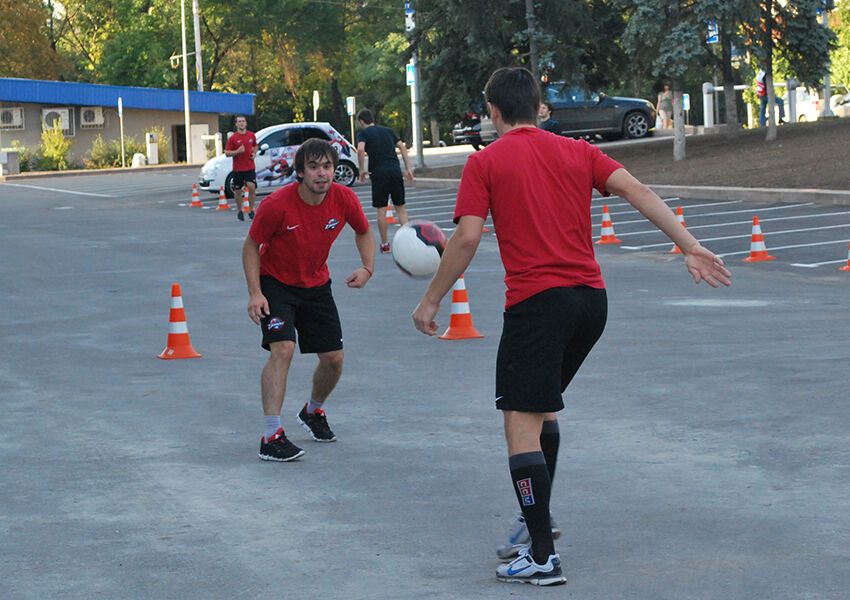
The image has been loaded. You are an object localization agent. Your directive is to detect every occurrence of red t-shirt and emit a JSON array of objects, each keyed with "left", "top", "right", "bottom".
[
  {"left": 454, "top": 127, "right": 623, "bottom": 308},
  {"left": 249, "top": 182, "right": 369, "bottom": 288},
  {"left": 226, "top": 131, "right": 257, "bottom": 171}
]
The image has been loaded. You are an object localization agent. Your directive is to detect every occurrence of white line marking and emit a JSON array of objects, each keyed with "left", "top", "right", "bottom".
[
  {"left": 0, "top": 183, "right": 114, "bottom": 197},
  {"left": 619, "top": 223, "right": 850, "bottom": 249},
  {"left": 604, "top": 203, "right": 816, "bottom": 230},
  {"left": 598, "top": 199, "right": 739, "bottom": 216},
  {"left": 718, "top": 238, "right": 850, "bottom": 257},
  {"left": 791, "top": 259, "right": 849, "bottom": 268}
]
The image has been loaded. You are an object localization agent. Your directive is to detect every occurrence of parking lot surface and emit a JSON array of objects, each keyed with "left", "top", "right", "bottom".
[{"left": 1, "top": 170, "right": 848, "bottom": 599}]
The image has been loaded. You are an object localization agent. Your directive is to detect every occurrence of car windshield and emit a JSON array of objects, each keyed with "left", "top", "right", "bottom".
[{"left": 545, "top": 86, "right": 600, "bottom": 104}]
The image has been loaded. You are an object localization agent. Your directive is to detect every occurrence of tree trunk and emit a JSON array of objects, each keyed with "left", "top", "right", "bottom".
[
  {"left": 673, "top": 80, "right": 686, "bottom": 161},
  {"left": 720, "top": 24, "right": 739, "bottom": 140},
  {"left": 763, "top": 0, "right": 777, "bottom": 141},
  {"left": 524, "top": 0, "right": 539, "bottom": 78},
  {"left": 330, "top": 77, "right": 346, "bottom": 133}
]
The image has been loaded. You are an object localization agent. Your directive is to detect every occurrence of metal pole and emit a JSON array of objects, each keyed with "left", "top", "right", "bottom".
[
  {"left": 192, "top": 0, "right": 204, "bottom": 92},
  {"left": 411, "top": 50, "right": 425, "bottom": 169},
  {"left": 820, "top": 10, "right": 835, "bottom": 118},
  {"left": 181, "top": 0, "right": 192, "bottom": 163},
  {"left": 118, "top": 97, "right": 126, "bottom": 168}
]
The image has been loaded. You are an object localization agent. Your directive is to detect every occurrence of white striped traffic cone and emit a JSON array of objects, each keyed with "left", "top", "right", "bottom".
[
  {"left": 439, "top": 275, "right": 484, "bottom": 340},
  {"left": 386, "top": 203, "right": 398, "bottom": 224},
  {"left": 215, "top": 186, "right": 229, "bottom": 211},
  {"left": 670, "top": 206, "right": 687, "bottom": 254},
  {"left": 595, "top": 204, "right": 621, "bottom": 244},
  {"left": 158, "top": 283, "right": 202, "bottom": 360},
  {"left": 743, "top": 216, "right": 776, "bottom": 262},
  {"left": 241, "top": 189, "right": 251, "bottom": 214},
  {"left": 840, "top": 243, "right": 850, "bottom": 272},
  {"left": 189, "top": 183, "right": 203, "bottom": 207}
]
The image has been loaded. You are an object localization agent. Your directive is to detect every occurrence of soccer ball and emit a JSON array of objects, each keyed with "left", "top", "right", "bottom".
[{"left": 391, "top": 221, "right": 447, "bottom": 278}]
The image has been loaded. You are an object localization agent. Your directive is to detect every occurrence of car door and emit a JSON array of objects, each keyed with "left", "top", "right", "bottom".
[
  {"left": 585, "top": 92, "right": 618, "bottom": 132},
  {"left": 254, "top": 129, "right": 292, "bottom": 190},
  {"left": 547, "top": 86, "right": 593, "bottom": 135}
]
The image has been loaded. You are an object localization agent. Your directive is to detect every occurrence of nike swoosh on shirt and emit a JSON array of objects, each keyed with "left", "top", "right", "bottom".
[{"left": 287, "top": 225, "right": 300, "bottom": 230}]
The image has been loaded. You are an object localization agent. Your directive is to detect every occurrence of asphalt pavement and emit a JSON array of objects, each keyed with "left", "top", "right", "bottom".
[{"left": 1, "top": 170, "right": 848, "bottom": 599}]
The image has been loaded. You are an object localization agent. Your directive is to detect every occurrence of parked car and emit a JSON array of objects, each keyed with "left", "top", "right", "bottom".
[
  {"left": 543, "top": 84, "right": 656, "bottom": 140},
  {"left": 451, "top": 110, "right": 498, "bottom": 150},
  {"left": 792, "top": 88, "right": 850, "bottom": 122},
  {"left": 199, "top": 122, "right": 358, "bottom": 197}
]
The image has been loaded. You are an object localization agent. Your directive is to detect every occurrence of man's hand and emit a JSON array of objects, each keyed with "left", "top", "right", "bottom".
[
  {"left": 247, "top": 292, "right": 270, "bottom": 324},
  {"left": 412, "top": 297, "right": 440, "bottom": 336},
  {"left": 358, "top": 172, "right": 368, "bottom": 184},
  {"left": 237, "top": 144, "right": 245, "bottom": 155},
  {"left": 684, "top": 245, "right": 732, "bottom": 288},
  {"left": 404, "top": 168, "right": 414, "bottom": 183},
  {"left": 345, "top": 267, "right": 371, "bottom": 288}
]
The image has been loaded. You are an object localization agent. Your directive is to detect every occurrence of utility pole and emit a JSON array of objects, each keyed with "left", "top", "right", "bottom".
[
  {"left": 820, "top": 6, "right": 835, "bottom": 118},
  {"left": 192, "top": 0, "right": 204, "bottom": 91},
  {"left": 180, "top": 0, "right": 192, "bottom": 162},
  {"left": 524, "top": 0, "right": 539, "bottom": 78},
  {"left": 405, "top": 2, "right": 425, "bottom": 169}
]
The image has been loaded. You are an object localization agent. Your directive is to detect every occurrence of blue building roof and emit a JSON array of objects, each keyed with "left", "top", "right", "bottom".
[{"left": 0, "top": 78, "right": 254, "bottom": 115}]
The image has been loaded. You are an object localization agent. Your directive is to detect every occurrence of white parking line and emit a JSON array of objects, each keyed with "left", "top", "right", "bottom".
[
  {"left": 600, "top": 199, "right": 739, "bottom": 216},
  {"left": 620, "top": 223, "right": 850, "bottom": 250},
  {"left": 604, "top": 203, "right": 814, "bottom": 229},
  {"left": 0, "top": 183, "right": 114, "bottom": 198},
  {"left": 791, "top": 259, "right": 849, "bottom": 268},
  {"left": 718, "top": 238, "right": 850, "bottom": 258}
]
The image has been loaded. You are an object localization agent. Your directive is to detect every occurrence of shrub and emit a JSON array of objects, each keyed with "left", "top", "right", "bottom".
[
  {"left": 10, "top": 140, "right": 37, "bottom": 172},
  {"left": 38, "top": 121, "right": 73, "bottom": 170},
  {"left": 85, "top": 134, "right": 146, "bottom": 168}
]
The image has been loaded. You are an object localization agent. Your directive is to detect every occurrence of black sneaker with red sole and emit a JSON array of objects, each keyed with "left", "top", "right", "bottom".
[
  {"left": 259, "top": 428, "right": 305, "bottom": 462},
  {"left": 297, "top": 405, "right": 336, "bottom": 442}
]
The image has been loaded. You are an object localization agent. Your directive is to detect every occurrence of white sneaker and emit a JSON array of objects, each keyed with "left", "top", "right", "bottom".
[
  {"left": 496, "top": 547, "right": 566, "bottom": 586},
  {"left": 496, "top": 512, "right": 562, "bottom": 561}
]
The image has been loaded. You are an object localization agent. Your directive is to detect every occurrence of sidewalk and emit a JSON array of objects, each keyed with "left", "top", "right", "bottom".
[{"left": 0, "top": 162, "right": 197, "bottom": 183}]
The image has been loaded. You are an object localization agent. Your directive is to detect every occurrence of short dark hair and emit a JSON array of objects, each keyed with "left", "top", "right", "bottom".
[
  {"left": 234, "top": 114, "right": 247, "bottom": 123},
  {"left": 542, "top": 101, "right": 554, "bottom": 113},
  {"left": 484, "top": 67, "right": 540, "bottom": 126},
  {"left": 294, "top": 138, "right": 339, "bottom": 182},
  {"left": 356, "top": 108, "right": 374, "bottom": 124}
]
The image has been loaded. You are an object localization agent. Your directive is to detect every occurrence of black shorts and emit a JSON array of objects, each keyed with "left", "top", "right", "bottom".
[
  {"left": 496, "top": 286, "right": 607, "bottom": 413},
  {"left": 370, "top": 171, "right": 405, "bottom": 208},
  {"left": 232, "top": 170, "right": 256, "bottom": 189},
  {"left": 259, "top": 276, "right": 343, "bottom": 353}
]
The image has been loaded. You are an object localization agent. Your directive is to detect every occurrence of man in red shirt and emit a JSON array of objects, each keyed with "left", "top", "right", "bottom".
[
  {"left": 243, "top": 139, "right": 375, "bottom": 462},
  {"left": 412, "top": 68, "right": 731, "bottom": 586},
  {"left": 225, "top": 115, "right": 257, "bottom": 221}
]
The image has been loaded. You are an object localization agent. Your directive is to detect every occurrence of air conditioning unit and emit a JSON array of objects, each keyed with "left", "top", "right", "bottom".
[
  {"left": 42, "top": 108, "right": 72, "bottom": 133},
  {"left": 80, "top": 106, "right": 105, "bottom": 128},
  {"left": 0, "top": 107, "right": 25, "bottom": 130}
]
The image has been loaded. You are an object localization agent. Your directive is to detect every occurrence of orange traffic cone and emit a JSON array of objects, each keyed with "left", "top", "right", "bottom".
[
  {"left": 743, "top": 216, "right": 776, "bottom": 262},
  {"left": 439, "top": 275, "right": 484, "bottom": 340},
  {"left": 386, "top": 203, "right": 398, "bottom": 224},
  {"left": 595, "top": 205, "right": 621, "bottom": 244},
  {"left": 158, "top": 283, "right": 202, "bottom": 360},
  {"left": 189, "top": 183, "right": 203, "bottom": 207},
  {"left": 670, "top": 206, "right": 687, "bottom": 254},
  {"left": 241, "top": 189, "right": 251, "bottom": 214},
  {"left": 840, "top": 243, "right": 850, "bottom": 272},
  {"left": 215, "top": 186, "right": 229, "bottom": 211}
]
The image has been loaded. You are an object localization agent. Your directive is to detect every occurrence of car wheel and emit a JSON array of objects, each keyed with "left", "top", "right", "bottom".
[
  {"left": 798, "top": 115, "right": 808, "bottom": 123},
  {"left": 224, "top": 173, "right": 235, "bottom": 199},
  {"left": 334, "top": 161, "right": 357, "bottom": 187},
  {"left": 623, "top": 112, "right": 650, "bottom": 139}
]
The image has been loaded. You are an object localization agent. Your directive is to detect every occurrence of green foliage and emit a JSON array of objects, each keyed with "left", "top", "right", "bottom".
[
  {"left": 832, "top": 1, "right": 850, "bottom": 88},
  {"left": 84, "top": 134, "right": 145, "bottom": 169},
  {"left": 147, "top": 125, "right": 172, "bottom": 163},
  {"left": 0, "top": 0, "right": 68, "bottom": 78},
  {"left": 10, "top": 140, "right": 36, "bottom": 172},
  {"left": 38, "top": 122, "right": 73, "bottom": 170}
]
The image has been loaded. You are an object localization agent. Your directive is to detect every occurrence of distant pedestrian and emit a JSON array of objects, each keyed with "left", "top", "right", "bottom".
[
  {"left": 243, "top": 139, "right": 375, "bottom": 462},
  {"left": 225, "top": 115, "right": 257, "bottom": 221},
  {"left": 355, "top": 109, "right": 414, "bottom": 253},
  {"left": 537, "top": 102, "right": 560, "bottom": 134},
  {"left": 412, "top": 67, "right": 731, "bottom": 586},
  {"left": 756, "top": 70, "right": 786, "bottom": 127},
  {"left": 656, "top": 83, "right": 673, "bottom": 129}
]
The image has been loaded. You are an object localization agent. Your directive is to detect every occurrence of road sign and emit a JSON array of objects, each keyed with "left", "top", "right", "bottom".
[
  {"left": 346, "top": 96, "right": 356, "bottom": 117},
  {"left": 313, "top": 90, "right": 320, "bottom": 121},
  {"left": 707, "top": 20, "right": 719, "bottom": 44},
  {"left": 683, "top": 93, "right": 691, "bottom": 112},
  {"left": 406, "top": 63, "right": 415, "bottom": 86}
]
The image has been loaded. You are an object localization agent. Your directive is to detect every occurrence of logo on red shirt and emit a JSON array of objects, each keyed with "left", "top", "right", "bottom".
[{"left": 324, "top": 218, "right": 340, "bottom": 230}]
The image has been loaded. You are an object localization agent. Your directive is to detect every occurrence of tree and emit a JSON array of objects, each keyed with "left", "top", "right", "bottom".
[
  {"left": 833, "top": 0, "right": 850, "bottom": 88},
  {"left": 0, "top": 0, "right": 67, "bottom": 79}
]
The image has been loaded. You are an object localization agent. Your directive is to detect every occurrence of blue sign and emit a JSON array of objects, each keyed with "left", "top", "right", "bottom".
[
  {"left": 682, "top": 93, "right": 691, "bottom": 112},
  {"left": 406, "top": 63, "right": 415, "bottom": 86},
  {"left": 404, "top": 2, "right": 413, "bottom": 15},
  {"left": 707, "top": 20, "right": 719, "bottom": 44}
]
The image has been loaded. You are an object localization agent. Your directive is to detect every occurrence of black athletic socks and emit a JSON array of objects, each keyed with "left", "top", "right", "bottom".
[
  {"left": 509, "top": 451, "right": 554, "bottom": 564},
  {"left": 540, "top": 420, "right": 560, "bottom": 484}
]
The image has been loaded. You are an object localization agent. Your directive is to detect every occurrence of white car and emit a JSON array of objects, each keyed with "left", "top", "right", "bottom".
[{"left": 199, "top": 122, "right": 358, "bottom": 197}]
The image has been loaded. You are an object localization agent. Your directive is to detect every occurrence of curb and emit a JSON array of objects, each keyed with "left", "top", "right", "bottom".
[
  {"left": 2, "top": 163, "right": 199, "bottom": 181},
  {"left": 412, "top": 178, "right": 850, "bottom": 206}
]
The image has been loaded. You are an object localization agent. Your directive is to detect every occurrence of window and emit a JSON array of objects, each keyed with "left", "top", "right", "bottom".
[
  {"left": 260, "top": 129, "right": 290, "bottom": 149},
  {"left": 300, "top": 127, "right": 330, "bottom": 142}
]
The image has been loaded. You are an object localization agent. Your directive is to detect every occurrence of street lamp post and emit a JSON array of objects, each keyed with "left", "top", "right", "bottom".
[
  {"left": 820, "top": 8, "right": 835, "bottom": 118},
  {"left": 180, "top": 0, "right": 192, "bottom": 163},
  {"left": 192, "top": 0, "right": 204, "bottom": 92},
  {"left": 405, "top": 2, "right": 425, "bottom": 169}
]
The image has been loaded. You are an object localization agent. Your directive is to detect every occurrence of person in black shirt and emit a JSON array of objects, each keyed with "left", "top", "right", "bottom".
[
  {"left": 355, "top": 108, "right": 414, "bottom": 253},
  {"left": 538, "top": 102, "right": 560, "bottom": 134}
]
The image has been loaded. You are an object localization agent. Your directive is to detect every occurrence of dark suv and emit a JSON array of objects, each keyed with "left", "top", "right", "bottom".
[{"left": 544, "top": 84, "right": 656, "bottom": 140}]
